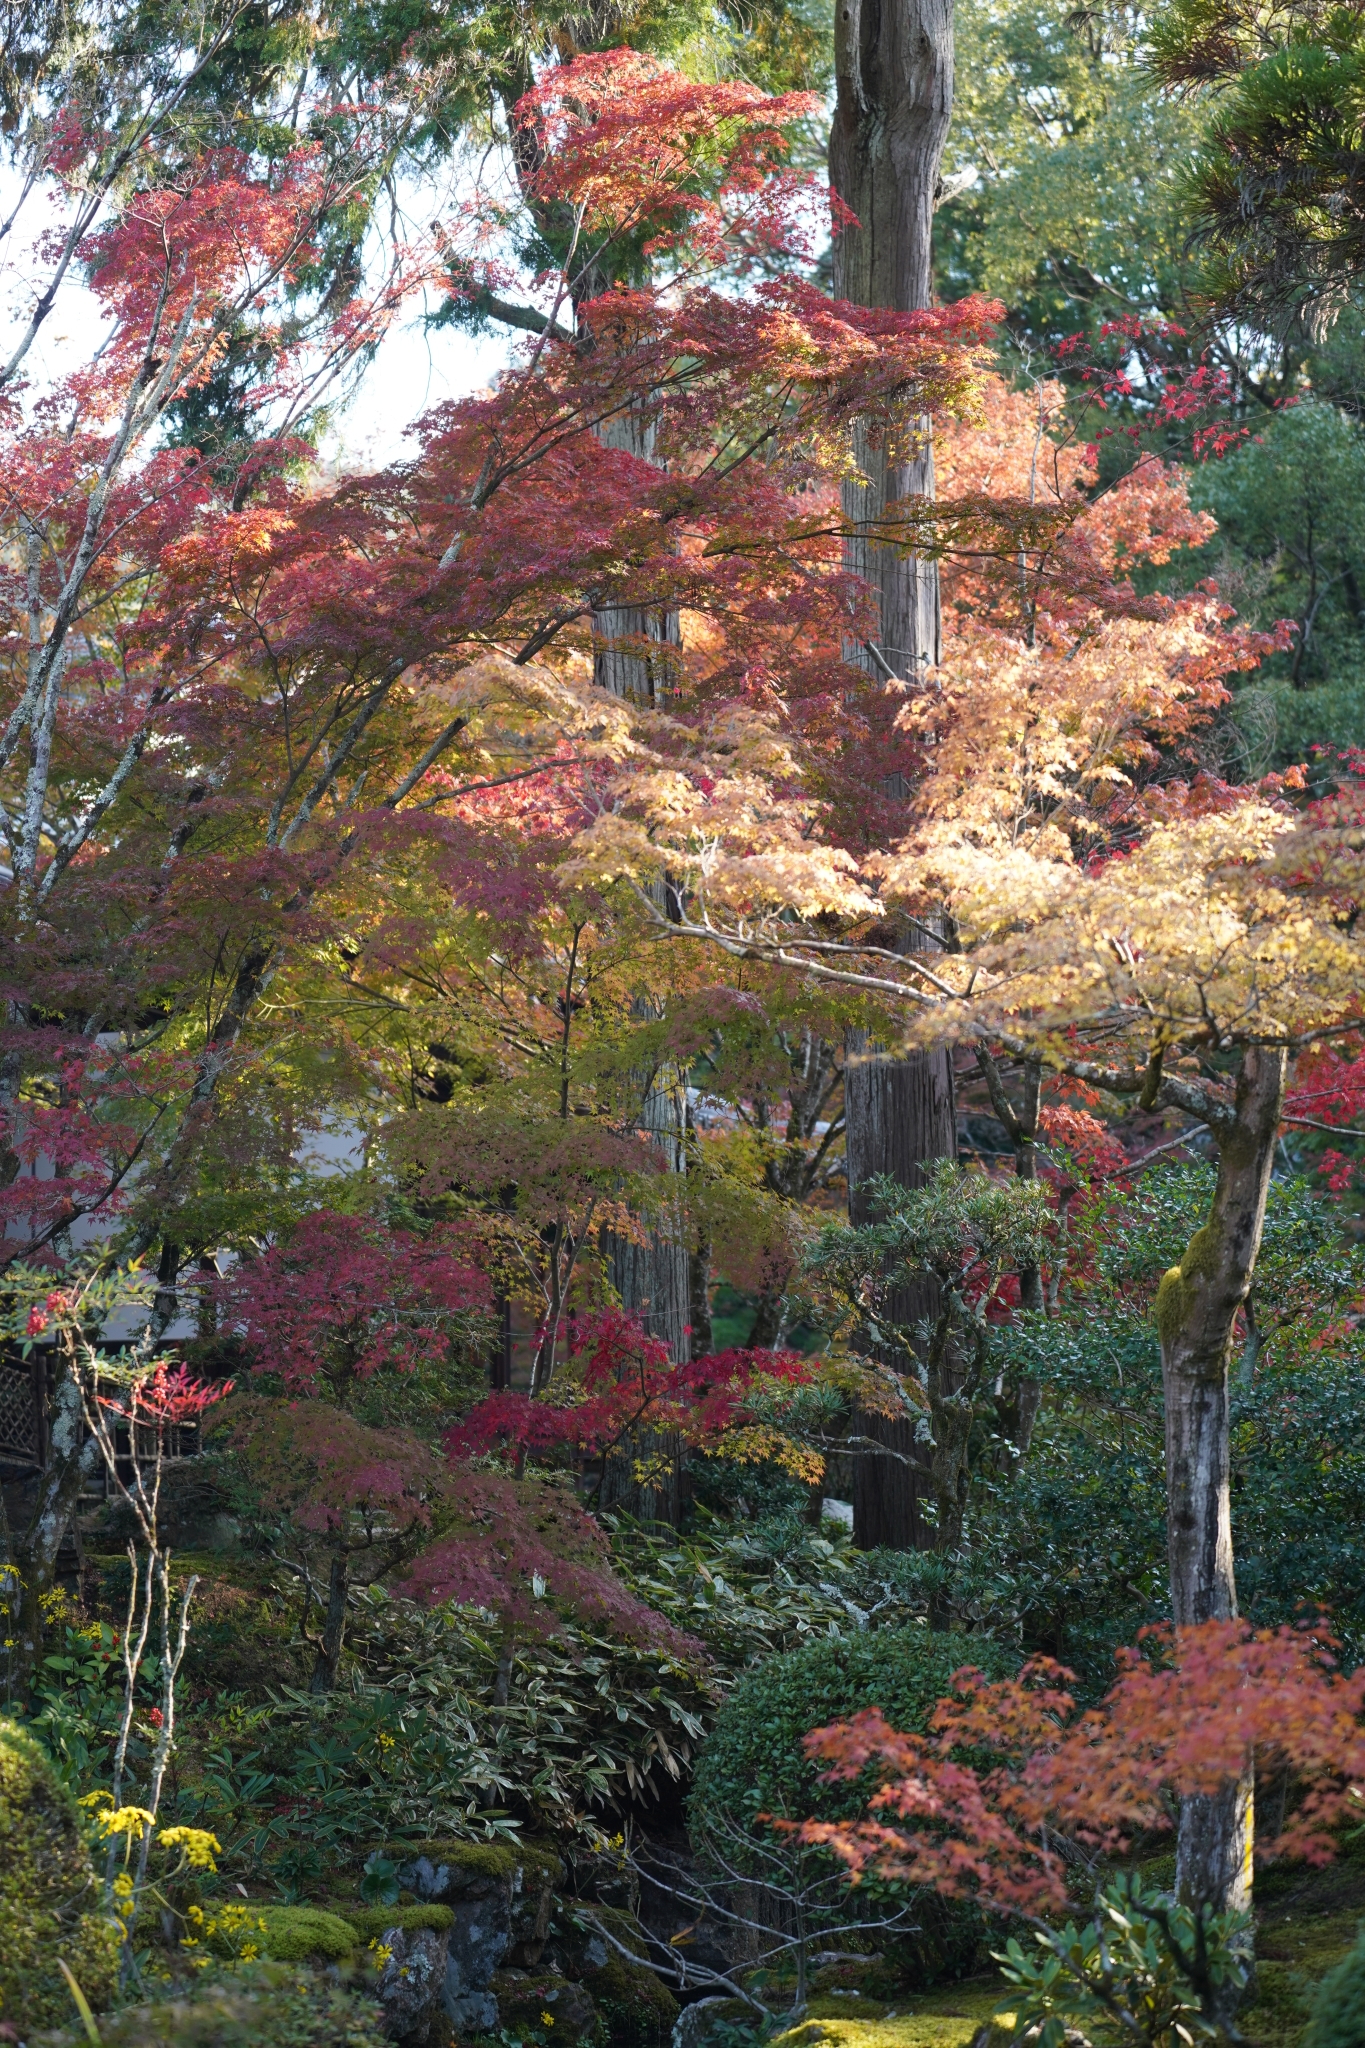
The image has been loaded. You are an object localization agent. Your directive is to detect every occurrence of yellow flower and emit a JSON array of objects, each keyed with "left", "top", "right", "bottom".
[
  {"left": 240, "top": 1943, "right": 260, "bottom": 1962},
  {"left": 158, "top": 1825, "right": 221, "bottom": 1871},
  {"left": 369, "top": 1939, "right": 394, "bottom": 1969},
  {"left": 99, "top": 1805, "right": 155, "bottom": 1840},
  {"left": 541, "top": 2013, "right": 555, "bottom": 2027},
  {"left": 79, "top": 1790, "right": 115, "bottom": 1812}
]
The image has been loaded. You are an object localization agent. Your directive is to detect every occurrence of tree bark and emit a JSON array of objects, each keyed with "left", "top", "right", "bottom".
[
  {"left": 830, "top": 0, "right": 953, "bottom": 680},
  {"left": 592, "top": 408, "right": 682, "bottom": 705},
  {"left": 831, "top": 0, "right": 957, "bottom": 1553},
  {"left": 599, "top": 1050, "right": 689, "bottom": 1527},
  {"left": 308, "top": 1551, "right": 350, "bottom": 1694},
  {"left": 1156, "top": 1043, "right": 1286, "bottom": 1919},
  {"left": 10, "top": 1343, "right": 97, "bottom": 1700},
  {"left": 846, "top": 1001, "right": 955, "bottom": 1551}
]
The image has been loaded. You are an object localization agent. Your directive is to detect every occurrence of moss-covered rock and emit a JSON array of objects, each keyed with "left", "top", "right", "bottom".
[
  {"left": 811, "top": 1960, "right": 904, "bottom": 2004},
  {"left": 583, "top": 1951, "right": 678, "bottom": 2048},
  {"left": 33, "top": 1963, "right": 387, "bottom": 2046},
  {"left": 207, "top": 1903, "right": 359, "bottom": 1963},
  {"left": 0, "top": 1718, "right": 122, "bottom": 2034},
  {"left": 389, "top": 1835, "right": 564, "bottom": 2024},
  {"left": 332, "top": 1903, "right": 455, "bottom": 1943},
  {"left": 386, "top": 1839, "right": 564, "bottom": 1898},
  {"left": 770, "top": 1993, "right": 1010, "bottom": 2048}
]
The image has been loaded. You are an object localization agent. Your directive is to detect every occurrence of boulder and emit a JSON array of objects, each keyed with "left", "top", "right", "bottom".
[
  {"left": 386, "top": 1838, "right": 563, "bottom": 2030},
  {"left": 332, "top": 1905, "right": 457, "bottom": 2045},
  {"left": 373, "top": 1924, "right": 451, "bottom": 2046},
  {"left": 553, "top": 1906, "right": 678, "bottom": 2048}
]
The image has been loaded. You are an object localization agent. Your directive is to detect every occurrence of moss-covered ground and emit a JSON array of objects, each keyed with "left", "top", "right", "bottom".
[{"left": 769, "top": 1836, "right": 1365, "bottom": 2048}]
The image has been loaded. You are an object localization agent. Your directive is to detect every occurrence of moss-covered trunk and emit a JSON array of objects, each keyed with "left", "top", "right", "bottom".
[
  {"left": 1155, "top": 1044, "right": 1286, "bottom": 1919},
  {"left": 9, "top": 1344, "right": 95, "bottom": 1702}
]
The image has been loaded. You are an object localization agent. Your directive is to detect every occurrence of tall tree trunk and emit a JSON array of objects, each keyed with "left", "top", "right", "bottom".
[
  {"left": 589, "top": 404, "right": 689, "bottom": 1523},
  {"left": 832, "top": 0, "right": 957, "bottom": 1552},
  {"left": 1156, "top": 1044, "right": 1286, "bottom": 1921},
  {"left": 592, "top": 408, "right": 682, "bottom": 705},
  {"left": 599, "top": 1051, "right": 689, "bottom": 1527},
  {"left": 830, "top": 0, "right": 953, "bottom": 682},
  {"left": 846, "top": 981, "right": 955, "bottom": 1552}
]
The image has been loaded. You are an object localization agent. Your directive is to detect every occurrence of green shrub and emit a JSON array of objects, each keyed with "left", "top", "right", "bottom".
[
  {"left": 1304, "top": 1926, "right": 1365, "bottom": 2048},
  {"left": 689, "top": 1628, "right": 1013, "bottom": 1992},
  {"left": 331, "top": 1902, "right": 454, "bottom": 1941},
  {"left": 0, "top": 1717, "right": 122, "bottom": 2033},
  {"left": 208, "top": 1904, "right": 359, "bottom": 1963},
  {"left": 35, "top": 1965, "right": 387, "bottom": 2046},
  {"left": 689, "top": 1625, "right": 1013, "bottom": 1828}
]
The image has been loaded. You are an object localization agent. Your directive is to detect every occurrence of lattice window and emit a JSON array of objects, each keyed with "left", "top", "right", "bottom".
[{"left": 0, "top": 1366, "right": 37, "bottom": 1460}]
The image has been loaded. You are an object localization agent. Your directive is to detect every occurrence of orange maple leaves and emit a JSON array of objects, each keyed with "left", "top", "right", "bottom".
[{"left": 797, "top": 1622, "right": 1365, "bottom": 1916}]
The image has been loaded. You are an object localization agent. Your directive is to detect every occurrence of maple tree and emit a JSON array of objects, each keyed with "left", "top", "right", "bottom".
[
  {"left": 213, "top": 1210, "right": 490, "bottom": 1401},
  {"left": 557, "top": 360, "right": 1365, "bottom": 1903},
  {"left": 797, "top": 1620, "right": 1365, "bottom": 2026},
  {"left": 4, "top": 30, "right": 1359, "bottom": 1938}
]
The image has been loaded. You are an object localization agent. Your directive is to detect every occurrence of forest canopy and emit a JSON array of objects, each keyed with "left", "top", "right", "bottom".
[{"left": 0, "top": 3, "right": 1364, "bottom": 2045}]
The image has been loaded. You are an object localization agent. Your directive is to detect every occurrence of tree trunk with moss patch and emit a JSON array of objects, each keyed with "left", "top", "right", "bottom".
[
  {"left": 1155, "top": 1044, "right": 1285, "bottom": 1922},
  {"left": 9, "top": 1345, "right": 96, "bottom": 1702}
]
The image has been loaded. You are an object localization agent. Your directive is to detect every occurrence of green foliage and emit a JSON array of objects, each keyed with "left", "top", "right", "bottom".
[
  {"left": 1190, "top": 399, "right": 1365, "bottom": 757},
  {"left": 957, "top": 1164, "right": 1365, "bottom": 1689},
  {"left": 35, "top": 1964, "right": 388, "bottom": 2046},
  {"left": 806, "top": 1164, "right": 1050, "bottom": 1317},
  {"left": 1303, "top": 1924, "right": 1365, "bottom": 2047},
  {"left": 1150, "top": 0, "right": 1365, "bottom": 323},
  {"left": 606, "top": 1515, "right": 927, "bottom": 1674},
  {"left": 0, "top": 1718, "right": 122, "bottom": 2032},
  {"left": 939, "top": 0, "right": 1204, "bottom": 345},
  {"left": 689, "top": 1629, "right": 1015, "bottom": 1987},
  {"left": 994, "top": 1875, "right": 1253, "bottom": 2048},
  {"left": 689, "top": 1626, "right": 1012, "bottom": 1830},
  {"left": 159, "top": 1591, "right": 711, "bottom": 1887}
]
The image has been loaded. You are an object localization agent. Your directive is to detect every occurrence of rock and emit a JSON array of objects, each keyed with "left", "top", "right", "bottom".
[
  {"left": 373, "top": 1924, "right": 452, "bottom": 2046},
  {"left": 446, "top": 1990, "right": 499, "bottom": 2034},
  {"left": 671, "top": 1998, "right": 742, "bottom": 2048},
  {"left": 329, "top": 1906, "right": 458, "bottom": 2046},
  {"left": 386, "top": 1838, "right": 564, "bottom": 2028},
  {"left": 582, "top": 1949, "right": 679, "bottom": 2048},
  {"left": 552, "top": 1907, "right": 678, "bottom": 2048}
]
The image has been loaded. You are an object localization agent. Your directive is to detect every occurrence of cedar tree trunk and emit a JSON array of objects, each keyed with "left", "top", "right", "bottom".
[
  {"left": 830, "top": 0, "right": 953, "bottom": 679},
  {"left": 1156, "top": 1044, "right": 1286, "bottom": 1919},
  {"left": 832, "top": 0, "right": 957, "bottom": 1551},
  {"left": 846, "top": 1003, "right": 955, "bottom": 1551}
]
